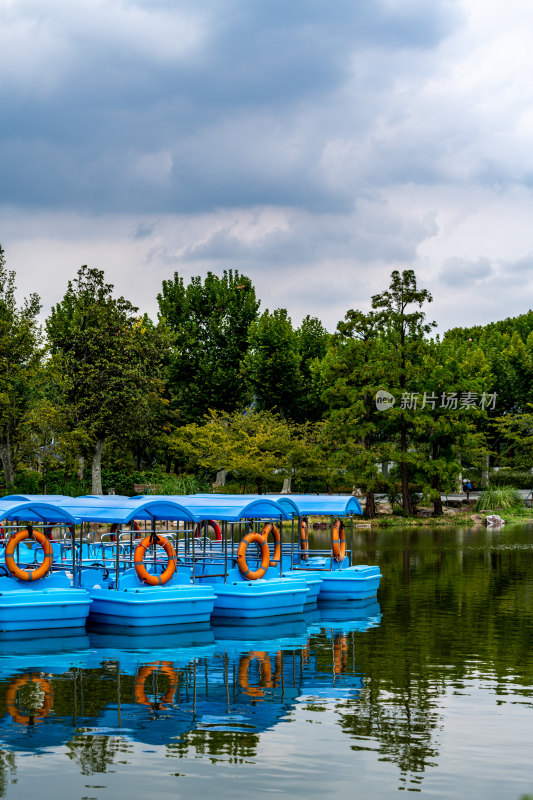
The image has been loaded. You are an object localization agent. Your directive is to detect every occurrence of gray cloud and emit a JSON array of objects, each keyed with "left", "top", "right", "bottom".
[{"left": 0, "top": 0, "right": 461, "bottom": 215}]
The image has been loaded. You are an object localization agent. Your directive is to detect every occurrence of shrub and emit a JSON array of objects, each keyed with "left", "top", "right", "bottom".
[
  {"left": 475, "top": 487, "right": 525, "bottom": 511},
  {"left": 489, "top": 469, "right": 533, "bottom": 489}
]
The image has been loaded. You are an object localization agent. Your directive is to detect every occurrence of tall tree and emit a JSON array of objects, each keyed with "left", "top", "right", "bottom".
[
  {"left": 47, "top": 267, "right": 170, "bottom": 494},
  {"left": 158, "top": 270, "right": 259, "bottom": 423},
  {"left": 0, "top": 245, "right": 42, "bottom": 488},
  {"left": 242, "top": 308, "right": 301, "bottom": 419},
  {"left": 320, "top": 309, "right": 389, "bottom": 517},
  {"left": 372, "top": 270, "right": 435, "bottom": 514},
  {"left": 296, "top": 315, "right": 330, "bottom": 422}
]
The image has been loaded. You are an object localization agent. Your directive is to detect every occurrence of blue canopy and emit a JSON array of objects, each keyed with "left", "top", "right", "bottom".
[
  {"left": 132, "top": 495, "right": 291, "bottom": 521},
  {"left": 77, "top": 495, "right": 130, "bottom": 500},
  {"left": 1, "top": 494, "right": 74, "bottom": 503},
  {"left": 0, "top": 500, "right": 78, "bottom": 525},
  {"left": 53, "top": 497, "right": 198, "bottom": 524},
  {"left": 192, "top": 493, "right": 301, "bottom": 516},
  {"left": 192, "top": 493, "right": 362, "bottom": 517},
  {"left": 52, "top": 495, "right": 290, "bottom": 524},
  {"left": 268, "top": 494, "right": 363, "bottom": 516}
]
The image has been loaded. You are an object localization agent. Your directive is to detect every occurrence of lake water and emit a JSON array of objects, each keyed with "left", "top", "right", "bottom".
[{"left": 1, "top": 524, "right": 532, "bottom": 799}]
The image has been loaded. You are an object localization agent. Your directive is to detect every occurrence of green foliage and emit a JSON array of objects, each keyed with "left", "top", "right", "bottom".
[
  {"left": 169, "top": 408, "right": 326, "bottom": 493},
  {"left": 0, "top": 245, "right": 42, "bottom": 487},
  {"left": 149, "top": 473, "right": 202, "bottom": 495},
  {"left": 489, "top": 469, "right": 533, "bottom": 488},
  {"left": 47, "top": 266, "right": 170, "bottom": 493},
  {"left": 158, "top": 270, "right": 259, "bottom": 423},
  {"left": 475, "top": 487, "right": 525, "bottom": 511},
  {"left": 242, "top": 308, "right": 302, "bottom": 419}
]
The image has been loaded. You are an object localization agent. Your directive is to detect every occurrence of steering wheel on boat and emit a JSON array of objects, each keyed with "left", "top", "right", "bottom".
[{"left": 0, "top": 564, "right": 9, "bottom": 577}]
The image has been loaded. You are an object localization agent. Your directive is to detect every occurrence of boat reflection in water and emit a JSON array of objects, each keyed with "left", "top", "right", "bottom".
[{"left": 0, "top": 602, "right": 381, "bottom": 753}]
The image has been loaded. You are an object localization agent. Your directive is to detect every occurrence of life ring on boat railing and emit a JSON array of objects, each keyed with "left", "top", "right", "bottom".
[
  {"left": 134, "top": 534, "right": 176, "bottom": 586},
  {"left": 260, "top": 523, "right": 281, "bottom": 566},
  {"left": 236, "top": 532, "right": 270, "bottom": 580},
  {"left": 109, "top": 521, "right": 141, "bottom": 542},
  {"left": 238, "top": 651, "right": 283, "bottom": 698},
  {"left": 5, "top": 529, "right": 54, "bottom": 582},
  {"left": 333, "top": 635, "right": 348, "bottom": 674},
  {"left": 6, "top": 675, "right": 53, "bottom": 725},
  {"left": 134, "top": 661, "right": 178, "bottom": 708},
  {"left": 193, "top": 520, "right": 222, "bottom": 541},
  {"left": 332, "top": 519, "right": 345, "bottom": 563},
  {"left": 300, "top": 519, "right": 309, "bottom": 561}
]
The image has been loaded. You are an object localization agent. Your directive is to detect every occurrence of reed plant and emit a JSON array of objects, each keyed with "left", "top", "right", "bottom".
[{"left": 474, "top": 486, "right": 525, "bottom": 512}]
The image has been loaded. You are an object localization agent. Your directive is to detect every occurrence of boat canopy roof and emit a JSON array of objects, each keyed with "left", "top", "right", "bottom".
[
  {"left": 268, "top": 494, "right": 363, "bottom": 516},
  {"left": 52, "top": 497, "right": 198, "bottom": 524},
  {"left": 131, "top": 495, "right": 290, "bottom": 521},
  {"left": 191, "top": 493, "right": 301, "bottom": 516},
  {"left": 0, "top": 500, "right": 78, "bottom": 524},
  {"left": 183, "top": 492, "right": 362, "bottom": 516},
  {"left": 77, "top": 495, "right": 130, "bottom": 500},
  {"left": 1, "top": 494, "right": 74, "bottom": 503}
]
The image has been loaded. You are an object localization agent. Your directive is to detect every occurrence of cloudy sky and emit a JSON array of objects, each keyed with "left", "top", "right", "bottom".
[{"left": 1, "top": 0, "right": 533, "bottom": 332}]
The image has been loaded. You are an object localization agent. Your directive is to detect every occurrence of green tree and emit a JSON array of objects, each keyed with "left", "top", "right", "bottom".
[
  {"left": 320, "top": 309, "right": 389, "bottom": 517},
  {"left": 170, "top": 408, "right": 324, "bottom": 494},
  {"left": 411, "top": 337, "right": 491, "bottom": 514},
  {"left": 296, "top": 315, "right": 330, "bottom": 422},
  {"left": 158, "top": 270, "right": 259, "bottom": 424},
  {"left": 46, "top": 267, "right": 170, "bottom": 494},
  {"left": 0, "top": 245, "right": 42, "bottom": 488},
  {"left": 372, "top": 270, "right": 435, "bottom": 514},
  {"left": 242, "top": 308, "right": 301, "bottom": 419}
]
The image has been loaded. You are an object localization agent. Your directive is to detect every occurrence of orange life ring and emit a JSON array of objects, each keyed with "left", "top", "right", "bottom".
[
  {"left": 261, "top": 523, "right": 281, "bottom": 565},
  {"left": 300, "top": 519, "right": 309, "bottom": 561},
  {"left": 134, "top": 534, "right": 176, "bottom": 585},
  {"left": 236, "top": 532, "right": 270, "bottom": 580},
  {"left": 6, "top": 675, "right": 53, "bottom": 725},
  {"left": 194, "top": 520, "right": 222, "bottom": 541},
  {"left": 5, "top": 529, "right": 54, "bottom": 582},
  {"left": 134, "top": 662, "right": 178, "bottom": 708},
  {"left": 332, "top": 519, "right": 346, "bottom": 563},
  {"left": 238, "top": 651, "right": 283, "bottom": 698}
]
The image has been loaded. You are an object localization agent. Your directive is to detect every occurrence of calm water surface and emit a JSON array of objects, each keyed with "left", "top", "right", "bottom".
[{"left": 1, "top": 524, "right": 532, "bottom": 799}]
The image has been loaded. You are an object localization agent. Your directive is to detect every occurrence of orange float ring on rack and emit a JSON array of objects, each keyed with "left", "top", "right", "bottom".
[
  {"left": 261, "top": 522, "right": 281, "bottom": 566},
  {"left": 5, "top": 529, "right": 54, "bottom": 582},
  {"left": 193, "top": 520, "right": 222, "bottom": 541},
  {"left": 299, "top": 519, "right": 309, "bottom": 561},
  {"left": 332, "top": 519, "right": 346, "bottom": 563},
  {"left": 134, "top": 534, "right": 176, "bottom": 585},
  {"left": 236, "top": 532, "right": 270, "bottom": 580},
  {"left": 134, "top": 661, "right": 178, "bottom": 708},
  {"left": 6, "top": 675, "right": 53, "bottom": 725}
]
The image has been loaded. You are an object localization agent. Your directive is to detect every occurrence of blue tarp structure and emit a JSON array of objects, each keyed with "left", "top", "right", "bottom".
[
  {"left": 268, "top": 494, "right": 363, "bottom": 516},
  {"left": 0, "top": 500, "right": 78, "bottom": 525}
]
